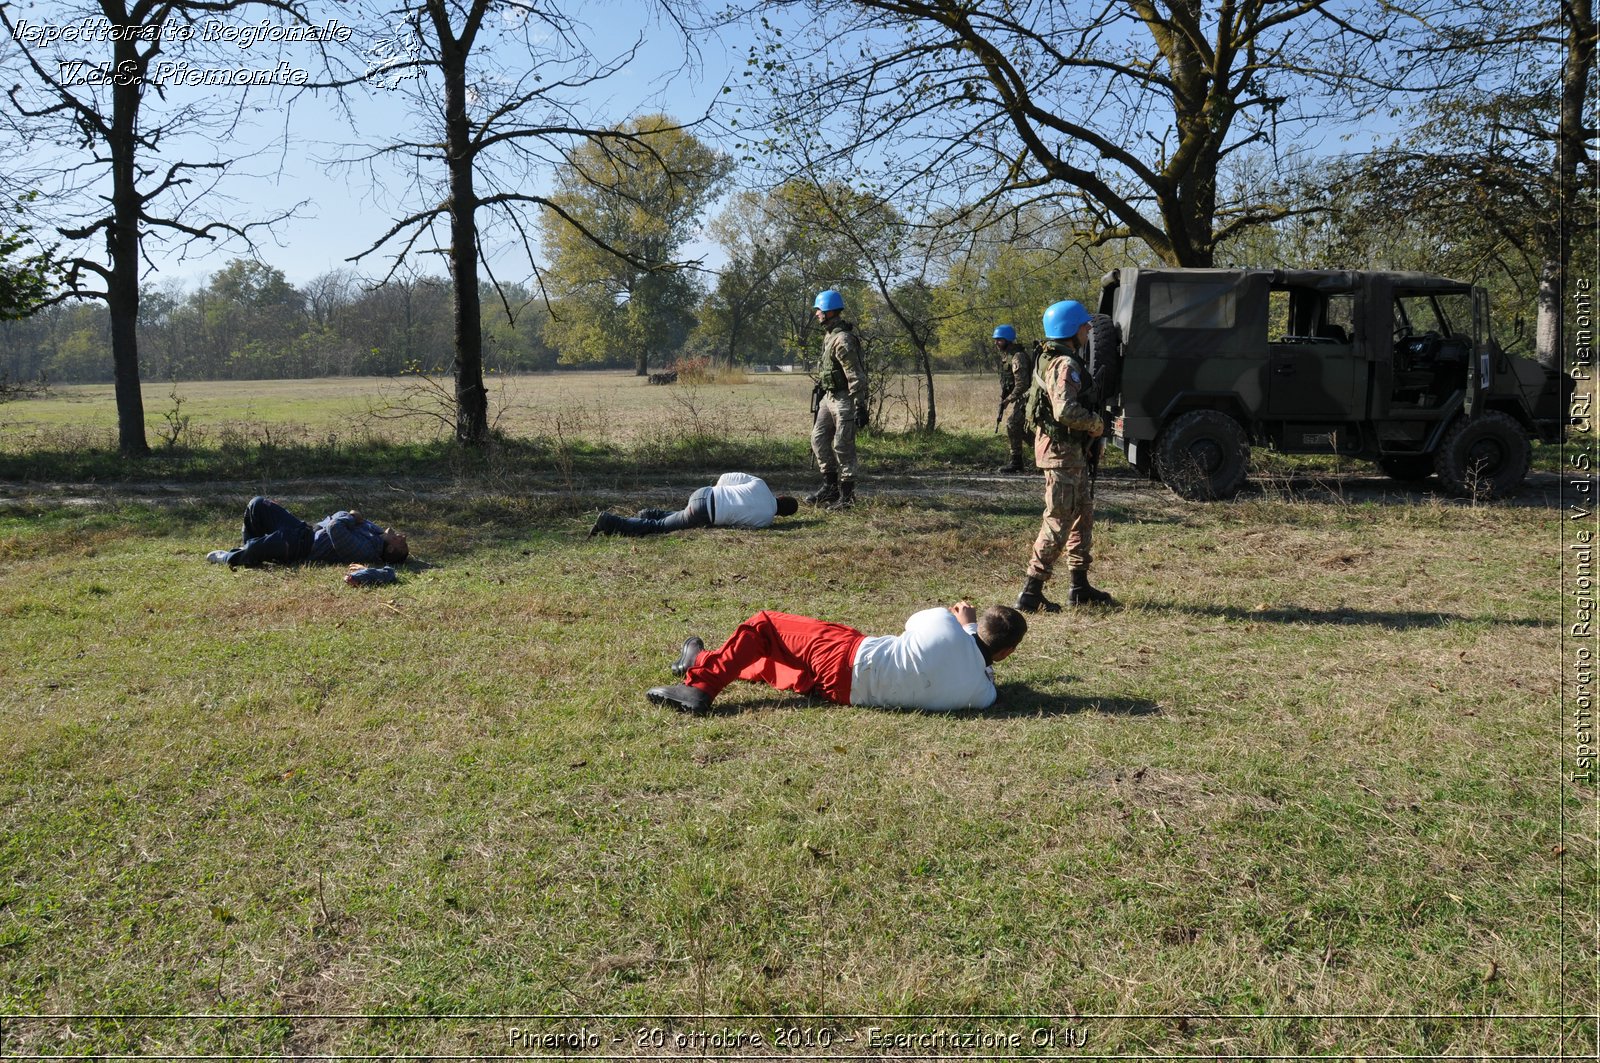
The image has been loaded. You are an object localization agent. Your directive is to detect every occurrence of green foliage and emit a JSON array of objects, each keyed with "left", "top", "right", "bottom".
[
  {"left": 540, "top": 116, "right": 733, "bottom": 373},
  {"left": 0, "top": 194, "right": 60, "bottom": 321},
  {"left": 480, "top": 283, "right": 559, "bottom": 373},
  {"left": 0, "top": 266, "right": 466, "bottom": 384}
]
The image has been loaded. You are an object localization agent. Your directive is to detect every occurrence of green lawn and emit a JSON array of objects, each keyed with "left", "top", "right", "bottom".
[{"left": 0, "top": 374, "right": 1591, "bottom": 1057}]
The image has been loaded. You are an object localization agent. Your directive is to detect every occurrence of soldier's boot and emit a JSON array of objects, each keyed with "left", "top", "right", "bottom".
[
  {"left": 1067, "top": 568, "right": 1114, "bottom": 606},
  {"left": 805, "top": 471, "right": 840, "bottom": 506},
  {"left": 1015, "top": 576, "right": 1061, "bottom": 614},
  {"left": 827, "top": 479, "right": 856, "bottom": 510},
  {"left": 995, "top": 449, "right": 1027, "bottom": 474}
]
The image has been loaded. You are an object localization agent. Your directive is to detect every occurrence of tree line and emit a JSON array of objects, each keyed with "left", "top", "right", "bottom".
[{"left": 1, "top": 0, "right": 1591, "bottom": 452}]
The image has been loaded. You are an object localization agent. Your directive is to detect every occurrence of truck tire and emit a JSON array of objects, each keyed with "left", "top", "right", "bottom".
[
  {"left": 1377, "top": 454, "right": 1435, "bottom": 482},
  {"left": 1434, "top": 411, "right": 1531, "bottom": 499},
  {"left": 1087, "top": 313, "right": 1123, "bottom": 401},
  {"left": 1154, "top": 410, "right": 1250, "bottom": 500}
]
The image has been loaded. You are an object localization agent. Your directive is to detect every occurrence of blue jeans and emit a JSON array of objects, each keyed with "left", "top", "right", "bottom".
[
  {"left": 232, "top": 497, "right": 315, "bottom": 565},
  {"left": 610, "top": 487, "right": 715, "bottom": 536}
]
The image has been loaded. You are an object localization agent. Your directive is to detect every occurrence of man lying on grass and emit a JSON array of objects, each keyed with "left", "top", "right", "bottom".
[
  {"left": 589, "top": 471, "right": 800, "bottom": 538},
  {"left": 646, "top": 601, "right": 1027, "bottom": 713},
  {"left": 207, "top": 496, "right": 409, "bottom": 570}
]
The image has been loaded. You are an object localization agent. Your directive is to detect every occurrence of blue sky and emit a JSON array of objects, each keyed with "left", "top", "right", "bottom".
[
  {"left": 224, "top": 1, "right": 764, "bottom": 288},
  {"left": 10, "top": 0, "right": 776, "bottom": 291},
  {"left": 8, "top": 0, "right": 1439, "bottom": 297}
]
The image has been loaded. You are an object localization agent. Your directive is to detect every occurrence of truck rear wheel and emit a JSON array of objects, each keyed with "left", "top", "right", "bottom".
[
  {"left": 1154, "top": 410, "right": 1250, "bottom": 500},
  {"left": 1434, "top": 411, "right": 1531, "bottom": 499},
  {"left": 1377, "top": 454, "right": 1435, "bottom": 482}
]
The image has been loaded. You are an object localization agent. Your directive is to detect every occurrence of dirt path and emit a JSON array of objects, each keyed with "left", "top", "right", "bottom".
[{"left": 0, "top": 468, "right": 1577, "bottom": 512}]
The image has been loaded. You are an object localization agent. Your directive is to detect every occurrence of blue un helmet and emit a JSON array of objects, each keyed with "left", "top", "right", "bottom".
[
  {"left": 1042, "top": 300, "right": 1091, "bottom": 340},
  {"left": 814, "top": 289, "right": 845, "bottom": 312},
  {"left": 993, "top": 324, "right": 1017, "bottom": 342}
]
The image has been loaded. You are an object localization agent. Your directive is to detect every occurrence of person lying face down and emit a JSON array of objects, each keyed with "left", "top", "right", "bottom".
[
  {"left": 590, "top": 472, "right": 799, "bottom": 538},
  {"left": 646, "top": 601, "right": 1027, "bottom": 714}
]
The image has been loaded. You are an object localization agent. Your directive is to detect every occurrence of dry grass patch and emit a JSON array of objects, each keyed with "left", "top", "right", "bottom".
[{"left": 0, "top": 453, "right": 1578, "bottom": 1055}]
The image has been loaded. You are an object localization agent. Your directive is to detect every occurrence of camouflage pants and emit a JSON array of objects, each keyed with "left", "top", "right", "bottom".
[
  {"left": 811, "top": 393, "right": 859, "bottom": 482},
  {"left": 1004, "top": 400, "right": 1030, "bottom": 464},
  {"left": 1026, "top": 467, "right": 1094, "bottom": 580}
]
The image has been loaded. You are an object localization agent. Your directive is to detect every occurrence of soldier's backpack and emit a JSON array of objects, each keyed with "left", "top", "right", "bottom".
[{"left": 1025, "top": 351, "right": 1058, "bottom": 436}]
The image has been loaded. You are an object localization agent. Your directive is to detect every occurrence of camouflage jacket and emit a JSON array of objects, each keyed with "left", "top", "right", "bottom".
[
  {"left": 1031, "top": 339, "right": 1104, "bottom": 471},
  {"left": 820, "top": 321, "right": 868, "bottom": 404},
  {"left": 999, "top": 341, "right": 1033, "bottom": 405}
]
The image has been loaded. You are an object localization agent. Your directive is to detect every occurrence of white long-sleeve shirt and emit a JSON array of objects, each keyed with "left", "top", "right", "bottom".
[
  {"left": 710, "top": 472, "right": 779, "bottom": 529},
  {"left": 848, "top": 607, "right": 997, "bottom": 710}
]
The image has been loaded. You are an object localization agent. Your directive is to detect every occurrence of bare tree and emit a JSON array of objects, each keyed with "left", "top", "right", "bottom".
[
  {"left": 739, "top": 0, "right": 1470, "bottom": 269},
  {"left": 774, "top": 179, "right": 960, "bottom": 429},
  {"left": 345, "top": 0, "right": 705, "bottom": 445},
  {"left": 1547, "top": 0, "right": 1594, "bottom": 368},
  {"left": 1329, "top": 0, "right": 1595, "bottom": 369},
  {"left": 0, "top": 0, "right": 335, "bottom": 455}
]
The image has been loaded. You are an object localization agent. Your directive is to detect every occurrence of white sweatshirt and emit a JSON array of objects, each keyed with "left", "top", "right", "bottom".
[
  {"left": 710, "top": 472, "right": 779, "bottom": 529},
  {"left": 848, "top": 607, "right": 997, "bottom": 710}
]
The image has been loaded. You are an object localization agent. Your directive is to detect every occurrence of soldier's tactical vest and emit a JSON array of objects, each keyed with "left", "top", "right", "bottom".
[{"left": 1027, "top": 350, "right": 1088, "bottom": 443}]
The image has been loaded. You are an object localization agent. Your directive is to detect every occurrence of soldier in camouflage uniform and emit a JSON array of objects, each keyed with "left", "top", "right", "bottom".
[
  {"left": 992, "top": 324, "right": 1035, "bottom": 473},
  {"left": 806, "top": 289, "right": 870, "bottom": 509},
  {"left": 1016, "top": 300, "right": 1114, "bottom": 612}
]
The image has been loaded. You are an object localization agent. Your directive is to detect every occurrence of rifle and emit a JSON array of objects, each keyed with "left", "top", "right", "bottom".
[
  {"left": 994, "top": 397, "right": 1007, "bottom": 433},
  {"left": 1080, "top": 374, "right": 1108, "bottom": 497},
  {"left": 810, "top": 381, "right": 824, "bottom": 422},
  {"left": 1085, "top": 426, "right": 1107, "bottom": 497}
]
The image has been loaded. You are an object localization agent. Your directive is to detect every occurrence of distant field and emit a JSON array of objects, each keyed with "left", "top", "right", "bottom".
[
  {"left": 0, "top": 370, "right": 1569, "bottom": 481},
  {"left": 0, "top": 371, "right": 1004, "bottom": 450},
  {"left": 0, "top": 369, "right": 1591, "bottom": 1057}
]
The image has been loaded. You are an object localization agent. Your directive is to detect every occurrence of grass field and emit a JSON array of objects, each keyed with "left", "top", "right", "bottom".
[{"left": 0, "top": 372, "right": 1592, "bottom": 1058}]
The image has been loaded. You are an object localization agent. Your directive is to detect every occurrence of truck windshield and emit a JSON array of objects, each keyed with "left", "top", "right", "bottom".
[{"left": 1395, "top": 292, "right": 1471, "bottom": 339}]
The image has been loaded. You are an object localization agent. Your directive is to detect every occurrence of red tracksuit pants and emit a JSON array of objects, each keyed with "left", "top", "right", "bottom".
[{"left": 684, "top": 611, "right": 865, "bottom": 705}]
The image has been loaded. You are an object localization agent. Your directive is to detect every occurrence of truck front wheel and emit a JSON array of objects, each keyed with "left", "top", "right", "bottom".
[
  {"left": 1434, "top": 411, "right": 1531, "bottom": 499},
  {"left": 1154, "top": 410, "right": 1250, "bottom": 500}
]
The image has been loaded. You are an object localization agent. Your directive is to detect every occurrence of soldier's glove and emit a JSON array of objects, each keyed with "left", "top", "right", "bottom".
[{"left": 855, "top": 404, "right": 870, "bottom": 430}]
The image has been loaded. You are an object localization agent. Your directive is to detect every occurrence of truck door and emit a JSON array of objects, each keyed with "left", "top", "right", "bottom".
[{"left": 1265, "top": 287, "right": 1361, "bottom": 426}]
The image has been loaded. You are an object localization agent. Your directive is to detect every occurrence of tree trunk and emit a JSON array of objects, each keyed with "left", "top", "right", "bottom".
[
  {"left": 1536, "top": 254, "right": 1561, "bottom": 370},
  {"left": 108, "top": 32, "right": 148, "bottom": 457},
  {"left": 635, "top": 348, "right": 648, "bottom": 376},
  {"left": 441, "top": 33, "right": 488, "bottom": 445},
  {"left": 1545, "top": 0, "right": 1597, "bottom": 371},
  {"left": 919, "top": 346, "right": 937, "bottom": 432}
]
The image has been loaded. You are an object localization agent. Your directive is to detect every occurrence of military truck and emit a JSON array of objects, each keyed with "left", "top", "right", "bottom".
[{"left": 1088, "top": 267, "right": 1573, "bottom": 500}]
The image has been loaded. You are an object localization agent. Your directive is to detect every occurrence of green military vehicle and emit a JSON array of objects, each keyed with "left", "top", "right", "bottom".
[{"left": 1089, "top": 267, "right": 1573, "bottom": 500}]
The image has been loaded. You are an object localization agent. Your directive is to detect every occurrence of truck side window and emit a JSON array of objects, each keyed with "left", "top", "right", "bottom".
[
  {"left": 1320, "top": 294, "right": 1355, "bottom": 344},
  {"left": 1269, "top": 287, "right": 1353, "bottom": 345},
  {"left": 1151, "top": 280, "right": 1236, "bottom": 329}
]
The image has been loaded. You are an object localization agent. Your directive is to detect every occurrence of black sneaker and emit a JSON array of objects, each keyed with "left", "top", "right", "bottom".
[
  {"left": 671, "top": 636, "right": 704, "bottom": 677},
  {"left": 646, "top": 684, "right": 712, "bottom": 713}
]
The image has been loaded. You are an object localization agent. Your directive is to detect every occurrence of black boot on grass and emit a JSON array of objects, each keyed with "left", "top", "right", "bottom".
[
  {"left": 1067, "top": 568, "right": 1114, "bottom": 606},
  {"left": 805, "top": 471, "right": 840, "bottom": 506},
  {"left": 1015, "top": 576, "right": 1061, "bottom": 613}
]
